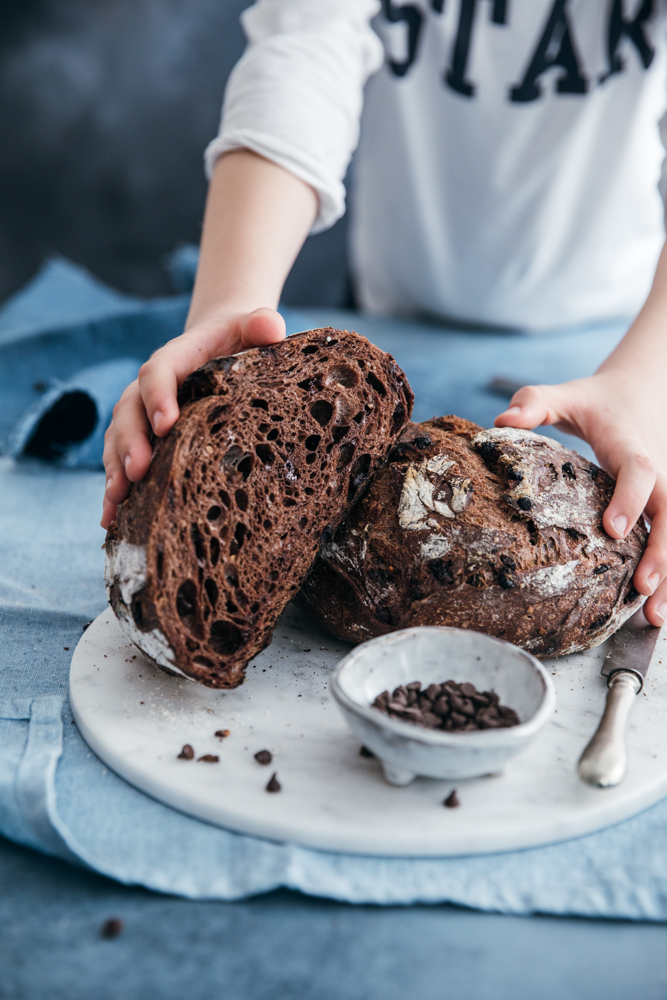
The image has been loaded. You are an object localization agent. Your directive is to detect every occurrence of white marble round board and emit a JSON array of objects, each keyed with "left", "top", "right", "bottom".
[{"left": 70, "top": 605, "right": 667, "bottom": 857}]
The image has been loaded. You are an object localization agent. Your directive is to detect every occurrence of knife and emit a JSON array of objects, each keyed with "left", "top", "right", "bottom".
[{"left": 577, "top": 608, "right": 661, "bottom": 788}]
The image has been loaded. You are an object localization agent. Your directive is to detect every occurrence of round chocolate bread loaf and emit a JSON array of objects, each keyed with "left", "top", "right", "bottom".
[
  {"left": 105, "top": 328, "right": 413, "bottom": 687},
  {"left": 297, "top": 416, "right": 647, "bottom": 657}
]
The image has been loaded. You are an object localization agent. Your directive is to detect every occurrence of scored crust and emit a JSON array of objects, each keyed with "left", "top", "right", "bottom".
[
  {"left": 297, "top": 416, "right": 647, "bottom": 657},
  {"left": 104, "top": 328, "right": 413, "bottom": 687}
]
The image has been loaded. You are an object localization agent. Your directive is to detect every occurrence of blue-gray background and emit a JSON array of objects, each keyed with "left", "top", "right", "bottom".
[{"left": 0, "top": 0, "right": 350, "bottom": 310}]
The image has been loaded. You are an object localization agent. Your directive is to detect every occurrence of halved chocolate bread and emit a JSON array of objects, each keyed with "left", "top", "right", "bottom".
[
  {"left": 297, "top": 416, "right": 647, "bottom": 657},
  {"left": 105, "top": 328, "right": 413, "bottom": 687}
]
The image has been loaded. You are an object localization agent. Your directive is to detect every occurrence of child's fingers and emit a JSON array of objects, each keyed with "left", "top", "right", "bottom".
[
  {"left": 239, "top": 307, "right": 286, "bottom": 349},
  {"left": 137, "top": 341, "right": 194, "bottom": 438},
  {"left": 631, "top": 485, "right": 667, "bottom": 611},
  {"left": 602, "top": 446, "right": 656, "bottom": 540},
  {"left": 494, "top": 384, "right": 563, "bottom": 429},
  {"left": 101, "top": 496, "right": 118, "bottom": 530},
  {"left": 102, "top": 415, "right": 131, "bottom": 528},
  {"left": 644, "top": 574, "right": 667, "bottom": 628},
  {"left": 107, "top": 380, "right": 154, "bottom": 484},
  {"left": 137, "top": 309, "right": 285, "bottom": 437}
]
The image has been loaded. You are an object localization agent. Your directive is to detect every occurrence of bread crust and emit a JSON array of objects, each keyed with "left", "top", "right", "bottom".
[
  {"left": 297, "top": 416, "right": 647, "bottom": 657},
  {"left": 105, "top": 328, "right": 413, "bottom": 687}
]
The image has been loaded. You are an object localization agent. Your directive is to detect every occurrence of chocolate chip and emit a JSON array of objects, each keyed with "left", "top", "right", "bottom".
[
  {"left": 266, "top": 772, "right": 281, "bottom": 792},
  {"left": 561, "top": 462, "right": 576, "bottom": 480},
  {"left": 215, "top": 729, "right": 231, "bottom": 738},
  {"left": 425, "top": 683, "right": 441, "bottom": 702},
  {"left": 449, "top": 711, "right": 467, "bottom": 728},
  {"left": 444, "top": 790, "right": 460, "bottom": 808},
  {"left": 478, "top": 441, "right": 497, "bottom": 459},
  {"left": 499, "top": 555, "right": 516, "bottom": 570},
  {"left": 593, "top": 564, "right": 610, "bottom": 575},
  {"left": 198, "top": 754, "right": 219, "bottom": 763},
  {"left": 177, "top": 744, "right": 194, "bottom": 760},
  {"left": 588, "top": 465, "right": 599, "bottom": 479},
  {"left": 406, "top": 681, "right": 422, "bottom": 691},
  {"left": 413, "top": 435, "right": 432, "bottom": 449},
  {"left": 101, "top": 918, "right": 124, "bottom": 939},
  {"left": 360, "top": 745, "right": 375, "bottom": 758},
  {"left": 254, "top": 749, "right": 272, "bottom": 765},
  {"left": 433, "top": 696, "right": 450, "bottom": 717},
  {"left": 63, "top": 646, "right": 70, "bottom": 651},
  {"left": 498, "top": 570, "right": 515, "bottom": 590},
  {"left": 507, "top": 468, "right": 524, "bottom": 481},
  {"left": 517, "top": 497, "right": 533, "bottom": 511},
  {"left": 459, "top": 682, "right": 476, "bottom": 697},
  {"left": 422, "top": 712, "right": 441, "bottom": 728}
]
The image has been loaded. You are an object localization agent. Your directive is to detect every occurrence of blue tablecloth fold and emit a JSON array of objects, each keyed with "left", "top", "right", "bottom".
[
  {"left": 9, "top": 358, "right": 142, "bottom": 468},
  {"left": 4, "top": 257, "right": 667, "bottom": 918}
]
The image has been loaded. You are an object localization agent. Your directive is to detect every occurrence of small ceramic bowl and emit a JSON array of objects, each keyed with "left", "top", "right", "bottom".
[{"left": 331, "top": 626, "right": 555, "bottom": 785}]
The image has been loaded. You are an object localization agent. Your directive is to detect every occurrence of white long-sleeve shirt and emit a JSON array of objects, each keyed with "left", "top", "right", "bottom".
[{"left": 206, "top": 0, "right": 667, "bottom": 332}]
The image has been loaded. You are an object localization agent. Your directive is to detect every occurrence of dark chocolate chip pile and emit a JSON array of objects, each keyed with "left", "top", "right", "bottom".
[{"left": 372, "top": 680, "right": 520, "bottom": 732}]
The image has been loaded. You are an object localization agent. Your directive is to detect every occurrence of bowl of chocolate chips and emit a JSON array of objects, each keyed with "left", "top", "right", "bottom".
[{"left": 331, "top": 627, "right": 555, "bottom": 785}]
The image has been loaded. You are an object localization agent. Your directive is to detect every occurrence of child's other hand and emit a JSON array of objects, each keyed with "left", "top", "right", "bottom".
[
  {"left": 101, "top": 307, "right": 285, "bottom": 529},
  {"left": 495, "top": 371, "right": 667, "bottom": 627}
]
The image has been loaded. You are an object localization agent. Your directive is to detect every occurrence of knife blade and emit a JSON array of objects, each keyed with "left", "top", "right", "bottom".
[{"left": 577, "top": 608, "right": 661, "bottom": 788}]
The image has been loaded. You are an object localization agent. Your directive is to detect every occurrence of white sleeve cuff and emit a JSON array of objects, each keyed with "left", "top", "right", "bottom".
[
  {"left": 204, "top": 130, "right": 346, "bottom": 234},
  {"left": 204, "top": 0, "right": 384, "bottom": 234}
]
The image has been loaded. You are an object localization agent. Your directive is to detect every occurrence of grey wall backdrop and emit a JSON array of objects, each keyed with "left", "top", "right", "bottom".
[{"left": 0, "top": 0, "right": 351, "bottom": 307}]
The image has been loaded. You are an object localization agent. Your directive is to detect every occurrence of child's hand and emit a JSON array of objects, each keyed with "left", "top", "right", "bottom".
[
  {"left": 495, "top": 370, "right": 667, "bottom": 627},
  {"left": 101, "top": 307, "right": 285, "bottom": 529}
]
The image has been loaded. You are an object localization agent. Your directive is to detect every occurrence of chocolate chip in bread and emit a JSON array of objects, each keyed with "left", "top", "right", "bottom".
[
  {"left": 105, "top": 328, "right": 413, "bottom": 687},
  {"left": 297, "top": 416, "right": 647, "bottom": 657}
]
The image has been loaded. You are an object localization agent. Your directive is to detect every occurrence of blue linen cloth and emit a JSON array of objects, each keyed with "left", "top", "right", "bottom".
[{"left": 4, "top": 258, "right": 667, "bottom": 918}]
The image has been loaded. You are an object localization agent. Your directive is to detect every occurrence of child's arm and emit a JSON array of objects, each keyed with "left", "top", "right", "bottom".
[
  {"left": 496, "top": 240, "right": 667, "bottom": 627},
  {"left": 101, "top": 149, "right": 317, "bottom": 528}
]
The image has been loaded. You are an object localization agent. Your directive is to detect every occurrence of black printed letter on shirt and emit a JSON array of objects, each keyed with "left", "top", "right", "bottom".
[
  {"left": 510, "top": 0, "right": 588, "bottom": 103},
  {"left": 382, "top": 0, "right": 424, "bottom": 78},
  {"left": 601, "top": 0, "right": 655, "bottom": 82},
  {"left": 446, "top": 0, "right": 509, "bottom": 97}
]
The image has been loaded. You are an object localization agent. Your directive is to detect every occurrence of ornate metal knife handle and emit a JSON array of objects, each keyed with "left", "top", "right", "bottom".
[{"left": 577, "top": 672, "right": 642, "bottom": 788}]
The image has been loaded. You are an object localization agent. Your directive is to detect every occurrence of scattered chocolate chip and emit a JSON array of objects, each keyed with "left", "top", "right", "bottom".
[
  {"left": 561, "top": 462, "right": 576, "bottom": 480},
  {"left": 101, "top": 918, "right": 124, "bottom": 939},
  {"left": 593, "top": 564, "right": 610, "bottom": 575},
  {"left": 266, "top": 772, "right": 281, "bottom": 792},
  {"left": 517, "top": 497, "right": 533, "bottom": 511},
  {"left": 254, "top": 749, "right": 272, "bottom": 765},
  {"left": 372, "top": 678, "right": 520, "bottom": 733},
  {"left": 63, "top": 646, "right": 70, "bottom": 651},
  {"left": 198, "top": 754, "right": 219, "bottom": 763},
  {"left": 302, "top": 648, "right": 311, "bottom": 652},
  {"left": 82, "top": 621, "right": 93, "bottom": 631},
  {"left": 507, "top": 467, "right": 524, "bottom": 481},
  {"left": 177, "top": 744, "right": 194, "bottom": 760},
  {"left": 588, "top": 465, "right": 599, "bottom": 479},
  {"left": 215, "top": 729, "right": 231, "bottom": 739},
  {"left": 444, "top": 790, "right": 460, "bottom": 808},
  {"left": 359, "top": 745, "right": 375, "bottom": 758}
]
